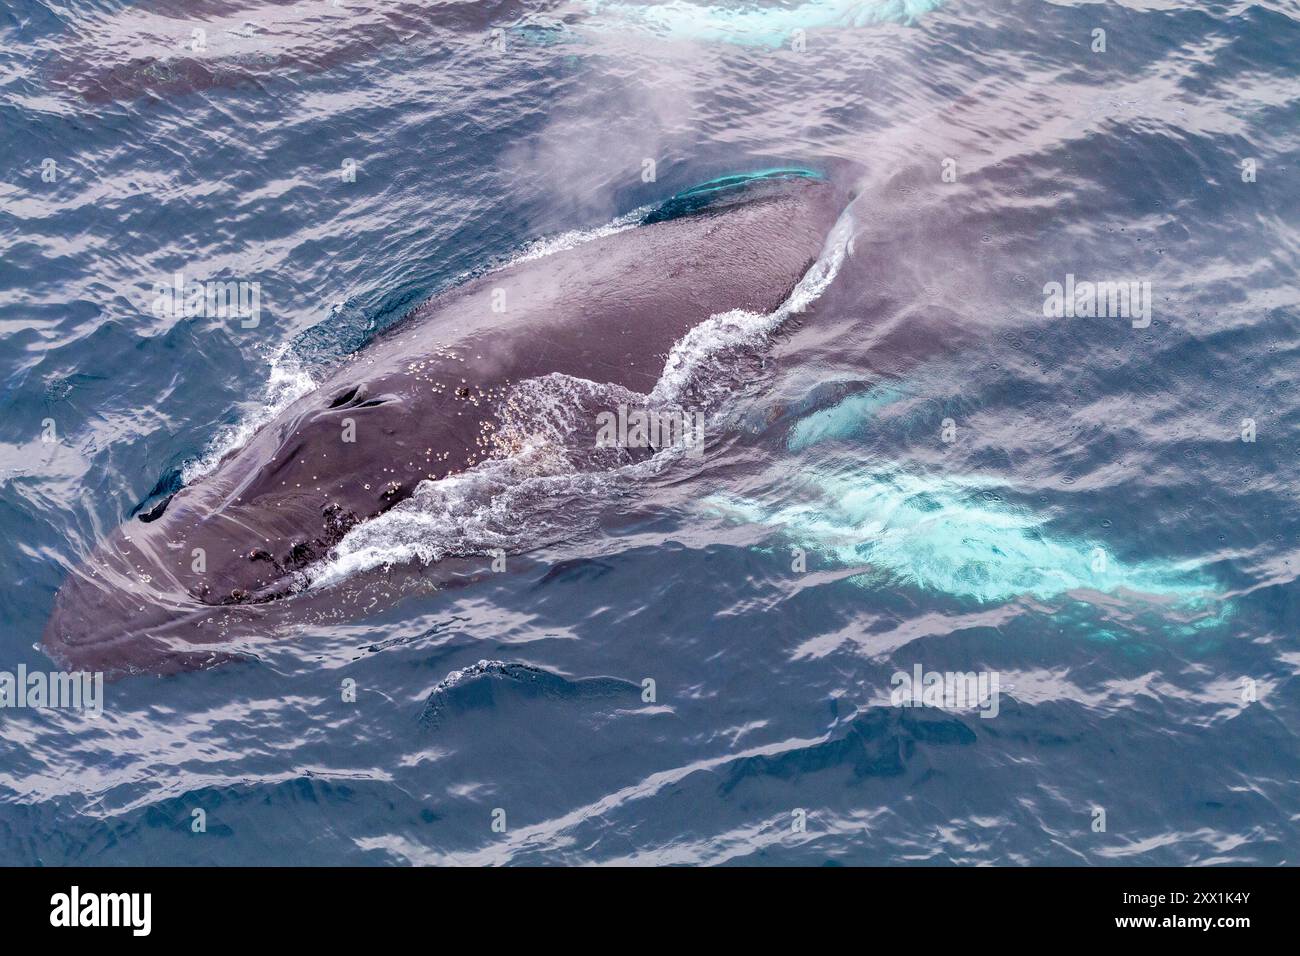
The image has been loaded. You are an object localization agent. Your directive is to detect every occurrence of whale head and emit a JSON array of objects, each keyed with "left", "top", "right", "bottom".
[{"left": 42, "top": 362, "right": 458, "bottom": 674}]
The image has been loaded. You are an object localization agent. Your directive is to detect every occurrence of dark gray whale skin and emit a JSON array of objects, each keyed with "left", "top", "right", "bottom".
[{"left": 43, "top": 172, "right": 852, "bottom": 676}]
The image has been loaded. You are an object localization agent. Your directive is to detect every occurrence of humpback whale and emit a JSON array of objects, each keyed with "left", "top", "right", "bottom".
[{"left": 44, "top": 169, "right": 856, "bottom": 675}]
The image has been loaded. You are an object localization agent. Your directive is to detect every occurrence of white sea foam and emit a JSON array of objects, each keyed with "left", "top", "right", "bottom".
[
  {"left": 181, "top": 347, "right": 316, "bottom": 484},
  {"left": 510, "top": 208, "right": 649, "bottom": 265},
  {"left": 305, "top": 439, "right": 629, "bottom": 589},
  {"left": 431, "top": 660, "right": 513, "bottom": 694}
]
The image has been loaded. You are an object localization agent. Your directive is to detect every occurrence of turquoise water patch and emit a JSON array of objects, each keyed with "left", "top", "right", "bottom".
[
  {"left": 586, "top": 0, "right": 946, "bottom": 47},
  {"left": 711, "top": 462, "right": 1220, "bottom": 609},
  {"left": 786, "top": 384, "right": 909, "bottom": 451},
  {"left": 507, "top": 22, "right": 576, "bottom": 47}
]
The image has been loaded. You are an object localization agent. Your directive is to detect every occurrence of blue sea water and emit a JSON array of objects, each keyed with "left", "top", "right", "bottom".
[{"left": 1, "top": 0, "right": 1298, "bottom": 865}]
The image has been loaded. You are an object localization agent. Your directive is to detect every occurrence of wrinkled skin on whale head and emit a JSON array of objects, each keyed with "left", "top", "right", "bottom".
[{"left": 44, "top": 170, "right": 855, "bottom": 675}]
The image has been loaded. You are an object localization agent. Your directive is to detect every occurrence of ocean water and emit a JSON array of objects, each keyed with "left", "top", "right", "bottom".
[{"left": 1, "top": 0, "right": 1298, "bottom": 865}]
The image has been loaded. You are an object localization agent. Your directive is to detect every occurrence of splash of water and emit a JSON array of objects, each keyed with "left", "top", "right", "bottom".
[
  {"left": 304, "top": 440, "right": 620, "bottom": 590},
  {"left": 512, "top": 207, "right": 649, "bottom": 264}
]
